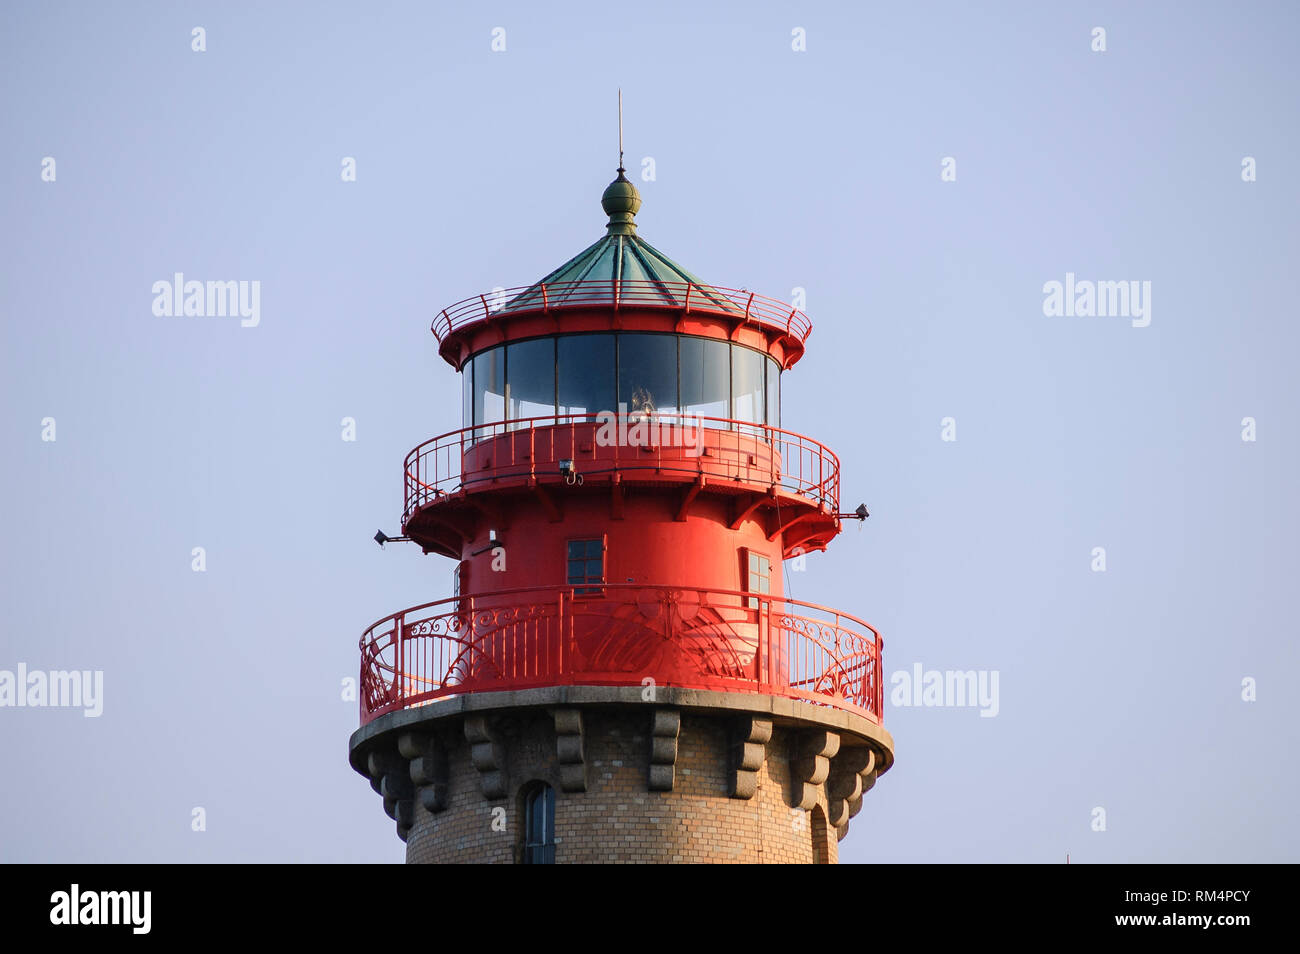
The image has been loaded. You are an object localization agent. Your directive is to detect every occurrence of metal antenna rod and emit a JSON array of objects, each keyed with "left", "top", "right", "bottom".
[{"left": 618, "top": 88, "right": 624, "bottom": 172}]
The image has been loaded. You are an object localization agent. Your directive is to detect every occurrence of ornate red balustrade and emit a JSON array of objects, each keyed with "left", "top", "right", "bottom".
[
  {"left": 431, "top": 280, "right": 812, "bottom": 346},
  {"left": 359, "top": 583, "right": 883, "bottom": 726},
  {"left": 402, "top": 413, "right": 840, "bottom": 525}
]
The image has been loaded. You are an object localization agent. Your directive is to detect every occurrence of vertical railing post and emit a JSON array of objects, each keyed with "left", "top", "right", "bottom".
[
  {"left": 395, "top": 613, "right": 405, "bottom": 709},
  {"left": 606, "top": 412, "right": 615, "bottom": 472},
  {"left": 358, "top": 638, "right": 366, "bottom": 723},
  {"left": 657, "top": 413, "right": 663, "bottom": 470},
  {"left": 768, "top": 430, "right": 776, "bottom": 489},
  {"left": 817, "top": 440, "right": 823, "bottom": 502},
  {"left": 757, "top": 596, "right": 767, "bottom": 692},
  {"left": 464, "top": 593, "right": 475, "bottom": 692},
  {"left": 858, "top": 626, "right": 868, "bottom": 712},
  {"left": 875, "top": 635, "right": 884, "bottom": 719},
  {"left": 556, "top": 589, "right": 565, "bottom": 681}
]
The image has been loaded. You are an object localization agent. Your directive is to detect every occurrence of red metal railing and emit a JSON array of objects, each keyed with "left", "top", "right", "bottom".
[
  {"left": 359, "top": 583, "right": 883, "bottom": 725},
  {"left": 431, "top": 280, "right": 812, "bottom": 345},
  {"left": 402, "top": 413, "right": 839, "bottom": 524}
]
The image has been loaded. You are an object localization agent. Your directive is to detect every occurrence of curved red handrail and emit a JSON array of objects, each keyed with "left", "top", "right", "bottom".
[
  {"left": 431, "top": 280, "right": 812, "bottom": 345},
  {"left": 401, "top": 413, "right": 840, "bottom": 524},
  {"left": 358, "top": 583, "right": 883, "bottom": 726}
]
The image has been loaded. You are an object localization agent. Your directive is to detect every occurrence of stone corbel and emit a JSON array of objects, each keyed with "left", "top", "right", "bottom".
[
  {"left": 368, "top": 748, "right": 415, "bottom": 842},
  {"left": 730, "top": 717, "right": 773, "bottom": 799},
  {"left": 648, "top": 709, "right": 680, "bottom": 791},
  {"left": 827, "top": 746, "right": 875, "bottom": 838},
  {"left": 552, "top": 708, "right": 588, "bottom": 792},
  {"left": 399, "top": 730, "right": 449, "bottom": 814},
  {"left": 791, "top": 729, "right": 840, "bottom": 810},
  {"left": 464, "top": 714, "right": 508, "bottom": 800}
]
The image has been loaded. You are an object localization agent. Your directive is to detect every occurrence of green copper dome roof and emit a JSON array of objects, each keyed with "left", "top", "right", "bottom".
[{"left": 500, "top": 170, "right": 742, "bottom": 314}]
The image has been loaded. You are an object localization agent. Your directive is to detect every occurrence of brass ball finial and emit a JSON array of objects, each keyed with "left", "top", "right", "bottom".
[{"left": 601, "top": 169, "right": 641, "bottom": 235}]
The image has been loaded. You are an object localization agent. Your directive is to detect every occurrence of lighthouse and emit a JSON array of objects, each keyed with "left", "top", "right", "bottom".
[{"left": 348, "top": 160, "right": 894, "bottom": 864}]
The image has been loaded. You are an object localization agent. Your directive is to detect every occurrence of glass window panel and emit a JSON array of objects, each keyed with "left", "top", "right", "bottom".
[
  {"left": 568, "top": 540, "right": 600, "bottom": 561},
  {"left": 746, "top": 551, "right": 771, "bottom": 608},
  {"left": 567, "top": 538, "right": 604, "bottom": 595},
  {"left": 527, "top": 793, "right": 541, "bottom": 842},
  {"left": 617, "top": 333, "right": 678, "bottom": 417},
  {"left": 732, "top": 346, "right": 765, "bottom": 427},
  {"left": 462, "top": 360, "right": 473, "bottom": 431},
  {"left": 557, "top": 334, "right": 615, "bottom": 419},
  {"left": 524, "top": 785, "right": 555, "bottom": 864},
  {"left": 472, "top": 347, "right": 505, "bottom": 436},
  {"left": 766, "top": 358, "right": 781, "bottom": 431},
  {"left": 506, "top": 338, "right": 556, "bottom": 429},
  {"left": 680, "top": 336, "right": 730, "bottom": 425}
]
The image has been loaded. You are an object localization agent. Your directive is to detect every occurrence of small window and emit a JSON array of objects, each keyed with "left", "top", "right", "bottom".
[
  {"left": 567, "top": 539, "right": 605, "bottom": 595},
  {"left": 745, "top": 550, "right": 771, "bottom": 609},
  {"left": 523, "top": 783, "right": 556, "bottom": 864},
  {"left": 453, "top": 560, "right": 469, "bottom": 607},
  {"left": 810, "top": 805, "right": 830, "bottom": 864}
]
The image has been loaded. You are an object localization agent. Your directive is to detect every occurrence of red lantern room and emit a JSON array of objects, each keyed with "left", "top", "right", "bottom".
[{"left": 349, "top": 159, "right": 894, "bottom": 865}]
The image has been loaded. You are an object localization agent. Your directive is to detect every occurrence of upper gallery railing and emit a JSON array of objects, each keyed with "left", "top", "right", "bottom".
[
  {"left": 402, "top": 413, "right": 840, "bottom": 523},
  {"left": 431, "top": 280, "right": 812, "bottom": 345}
]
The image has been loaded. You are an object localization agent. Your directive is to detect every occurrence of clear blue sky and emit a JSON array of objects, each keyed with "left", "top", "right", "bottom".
[{"left": 2, "top": 0, "right": 1296, "bottom": 862}]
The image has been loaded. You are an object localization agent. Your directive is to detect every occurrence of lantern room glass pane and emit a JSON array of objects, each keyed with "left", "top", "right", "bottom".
[
  {"left": 462, "top": 359, "right": 473, "bottom": 431},
  {"left": 680, "top": 336, "right": 729, "bottom": 424},
  {"left": 507, "top": 338, "right": 556, "bottom": 430},
  {"left": 473, "top": 346, "right": 505, "bottom": 435},
  {"left": 766, "top": 358, "right": 780, "bottom": 431},
  {"left": 557, "top": 334, "right": 615, "bottom": 418},
  {"left": 732, "top": 346, "right": 765, "bottom": 429},
  {"left": 617, "top": 334, "right": 678, "bottom": 417}
]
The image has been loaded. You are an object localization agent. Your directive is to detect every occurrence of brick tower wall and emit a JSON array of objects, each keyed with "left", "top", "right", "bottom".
[{"left": 403, "top": 709, "right": 839, "bottom": 864}]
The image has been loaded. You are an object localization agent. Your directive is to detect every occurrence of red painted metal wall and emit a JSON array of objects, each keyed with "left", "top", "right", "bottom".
[{"left": 458, "top": 494, "right": 784, "bottom": 599}]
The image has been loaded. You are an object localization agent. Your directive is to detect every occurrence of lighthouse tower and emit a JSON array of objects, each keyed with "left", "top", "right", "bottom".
[{"left": 348, "top": 162, "right": 894, "bottom": 864}]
